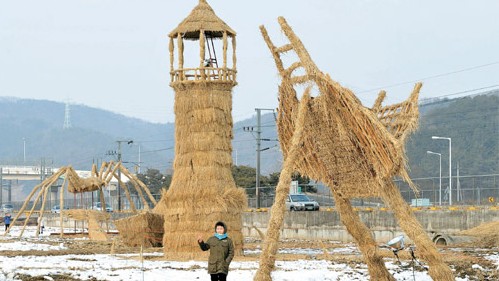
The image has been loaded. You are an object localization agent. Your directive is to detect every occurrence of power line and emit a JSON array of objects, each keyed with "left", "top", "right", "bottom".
[
  {"left": 421, "top": 84, "right": 499, "bottom": 102},
  {"left": 358, "top": 61, "right": 499, "bottom": 94},
  {"left": 139, "top": 147, "right": 174, "bottom": 154}
]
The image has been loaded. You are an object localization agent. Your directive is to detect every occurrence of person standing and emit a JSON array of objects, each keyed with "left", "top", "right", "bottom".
[
  {"left": 198, "top": 221, "right": 234, "bottom": 281},
  {"left": 4, "top": 213, "right": 11, "bottom": 231},
  {"left": 37, "top": 215, "right": 45, "bottom": 234}
]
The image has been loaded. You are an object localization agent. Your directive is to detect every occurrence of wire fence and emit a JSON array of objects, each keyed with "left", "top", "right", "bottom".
[
  {"left": 246, "top": 174, "right": 499, "bottom": 208},
  {"left": 2, "top": 174, "right": 498, "bottom": 212}
]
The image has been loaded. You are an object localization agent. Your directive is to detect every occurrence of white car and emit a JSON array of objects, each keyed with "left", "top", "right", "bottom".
[
  {"left": 91, "top": 202, "right": 113, "bottom": 212},
  {"left": 2, "top": 203, "right": 13, "bottom": 214},
  {"left": 51, "top": 205, "right": 69, "bottom": 213},
  {"left": 285, "top": 194, "right": 320, "bottom": 211}
]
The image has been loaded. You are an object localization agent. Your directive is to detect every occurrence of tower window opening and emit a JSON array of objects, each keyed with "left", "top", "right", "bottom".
[{"left": 204, "top": 32, "right": 219, "bottom": 68}]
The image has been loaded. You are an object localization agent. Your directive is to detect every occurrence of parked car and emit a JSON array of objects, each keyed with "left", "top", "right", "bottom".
[
  {"left": 51, "top": 205, "right": 69, "bottom": 214},
  {"left": 285, "top": 194, "right": 320, "bottom": 211},
  {"left": 91, "top": 202, "right": 113, "bottom": 212},
  {"left": 2, "top": 203, "right": 13, "bottom": 214}
]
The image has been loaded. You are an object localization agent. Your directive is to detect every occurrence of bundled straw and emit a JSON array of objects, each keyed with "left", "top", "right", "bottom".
[
  {"left": 156, "top": 1, "right": 246, "bottom": 259},
  {"left": 256, "top": 17, "right": 453, "bottom": 281},
  {"left": 115, "top": 212, "right": 165, "bottom": 247}
]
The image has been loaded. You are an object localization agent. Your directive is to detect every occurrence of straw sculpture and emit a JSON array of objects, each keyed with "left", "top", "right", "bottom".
[
  {"left": 153, "top": 0, "right": 246, "bottom": 259},
  {"left": 65, "top": 209, "right": 111, "bottom": 241},
  {"left": 5, "top": 161, "right": 157, "bottom": 240},
  {"left": 254, "top": 17, "right": 453, "bottom": 281}
]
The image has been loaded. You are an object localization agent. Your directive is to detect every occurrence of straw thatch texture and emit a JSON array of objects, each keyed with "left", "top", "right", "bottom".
[
  {"left": 257, "top": 17, "right": 453, "bottom": 281},
  {"left": 169, "top": 0, "right": 236, "bottom": 40},
  {"left": 155, "top": 81, "right": 246, "bottom": 259},
  {"left": 88, "top": 218, "right": 108, "bottom": 241},
  {"left": 115, "top": 212, "right": 164, "bottom": 247}
]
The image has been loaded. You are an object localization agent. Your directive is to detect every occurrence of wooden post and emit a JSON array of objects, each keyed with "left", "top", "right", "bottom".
[
  {"left": 169, "top": 37, "right": 175, "bottom": 80},
  {"left": 177, "top": 34, "right": 184, "bottom": 80},
  {"left": 199, "top": 30, "right": 206, "bottom": 80},
  {"left": 232, "top": 36, "right": 237, "bottom": 80},
  {"left": 59, "top": 175, "right": 67, "bottom": 237}
]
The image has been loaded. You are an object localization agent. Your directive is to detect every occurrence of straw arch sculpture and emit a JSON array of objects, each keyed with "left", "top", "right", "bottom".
[{"left": 254, "top": 17, "right": 453, "bottom": 281}]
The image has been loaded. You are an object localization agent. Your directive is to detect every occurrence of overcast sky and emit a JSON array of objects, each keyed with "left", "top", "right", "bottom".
[{"left": 1, "top": 0, "right": 498, "bottom": 124}]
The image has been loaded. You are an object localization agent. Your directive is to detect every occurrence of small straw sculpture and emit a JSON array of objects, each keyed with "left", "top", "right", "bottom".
[
  {"left": 65, "top": 209, "right": 110, "bottom": 241},
  {"left": 154, "top": 0, "right": 246, "bottom": 259},
  {"left": 254, "top": 17, "right": 453, "bottom": 281}
]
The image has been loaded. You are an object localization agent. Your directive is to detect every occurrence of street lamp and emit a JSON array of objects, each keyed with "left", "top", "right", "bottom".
[
  {"left": 116, "top": 139, "right": 133, "bottom": 211},
  {"left": 427, "top": 151, "right": 442, "bottom": 205},
  {"left": 432, "top": 136, "right": 452, "bottom": 205}
]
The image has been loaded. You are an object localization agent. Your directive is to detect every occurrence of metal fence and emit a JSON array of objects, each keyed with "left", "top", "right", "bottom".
[
  {"left": 3, "top": 174, "right": 498, "bottom": 212},
  {"left": 397, "top": 174, "right": 499, "bottom": 206},
  {"left": 2, "top": 191, "right": 161, "bottom": 214},
  {"left": 246, "top": 174, "right": 499, "bottom": 208}
]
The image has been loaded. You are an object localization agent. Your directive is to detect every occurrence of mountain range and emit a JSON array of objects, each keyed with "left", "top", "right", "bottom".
[{"left": 0, "top": 90, "right": 497, "bottom": 179}]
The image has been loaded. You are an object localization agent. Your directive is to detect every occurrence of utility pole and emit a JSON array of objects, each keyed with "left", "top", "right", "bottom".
[
  {"left": 110, "top": 140, "right": 133, "bottom": 211},
  {"left": 244, "top": 108, "right": 275, "bottom": 209}
]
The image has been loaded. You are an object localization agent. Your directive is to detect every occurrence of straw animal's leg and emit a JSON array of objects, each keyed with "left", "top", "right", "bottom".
[
  {"left": 254, "top": 91, "right": 311, "bottom": 281},
  {"left": 380, "top": 180, "right": 454, "bottom": 281},
  {"left": 332, "top": 192, "right": 395, "bottom": 281}
]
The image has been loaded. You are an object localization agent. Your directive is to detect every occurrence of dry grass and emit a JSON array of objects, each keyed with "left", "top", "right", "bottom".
[{"left": 459, "top": 220, "right": 499, "bottom": 247}]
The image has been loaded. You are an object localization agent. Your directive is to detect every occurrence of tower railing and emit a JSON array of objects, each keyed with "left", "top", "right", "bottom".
[{"left": 170, "top": 67, "right": 236, "bottom": 83}]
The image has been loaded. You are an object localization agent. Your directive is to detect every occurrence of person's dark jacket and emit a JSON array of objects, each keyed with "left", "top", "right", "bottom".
[{"left": 198, "top": 222, "right": 235, "bottom": 274}]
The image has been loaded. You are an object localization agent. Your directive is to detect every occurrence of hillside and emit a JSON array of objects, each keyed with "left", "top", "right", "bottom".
[
  {"left": 0, "top": 97, "right": 174, "bottom": 171},
  {"left": 0, "top": 91, "right": 497, "bottom": 179}
]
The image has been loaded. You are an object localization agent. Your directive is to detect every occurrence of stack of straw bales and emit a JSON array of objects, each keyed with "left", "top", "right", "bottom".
[
  {"left": 115, "top": 212, "right": 165, "bottom": 247},
  {"left": 154, "top": 0, "right": 246, "bottom": 259}
]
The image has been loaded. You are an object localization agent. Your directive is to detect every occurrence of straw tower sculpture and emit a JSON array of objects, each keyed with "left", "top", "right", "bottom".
[
  {"left": 254, "top": 17, "right": 453, "bottom": 281},
  {"left": 154, "top": 0, "right": 247, "bottom": 259}
]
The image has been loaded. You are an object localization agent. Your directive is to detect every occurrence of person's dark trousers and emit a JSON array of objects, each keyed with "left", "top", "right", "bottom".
[{"left": 210, "top": 273, "right": 227, "bottom": 281}]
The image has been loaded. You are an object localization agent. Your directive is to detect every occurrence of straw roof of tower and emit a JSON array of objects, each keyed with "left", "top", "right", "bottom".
[{"left": 169, "top": 0, "right": 236, "bottom": 39}]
